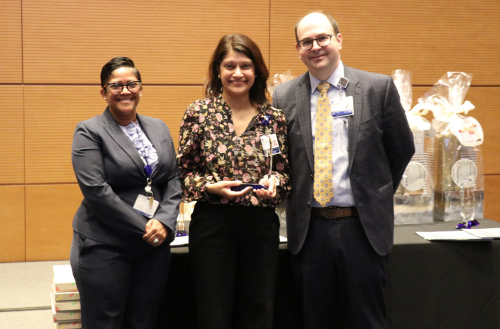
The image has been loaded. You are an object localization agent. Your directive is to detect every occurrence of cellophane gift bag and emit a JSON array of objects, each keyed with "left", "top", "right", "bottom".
[
  {"left": 392, "top": 70, "right": 434, "bottom": 225},
  {"left": 418, "top": 72, "right": 484, "bottom": 222}
]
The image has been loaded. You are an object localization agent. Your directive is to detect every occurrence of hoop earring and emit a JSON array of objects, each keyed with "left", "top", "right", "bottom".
[{"left": 218, "top": 74, "right": 220, "bottom": 79}]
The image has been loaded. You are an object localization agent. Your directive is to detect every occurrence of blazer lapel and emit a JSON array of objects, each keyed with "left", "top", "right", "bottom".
[
  {"left": 344, "top": 66, "right": 362, "bottom": 172},
  {"left": 101, "top": 108, "right": 147, "bottom": 177},
  {"left": 297, "top": 74, "right": 314, "bottom": 172}
]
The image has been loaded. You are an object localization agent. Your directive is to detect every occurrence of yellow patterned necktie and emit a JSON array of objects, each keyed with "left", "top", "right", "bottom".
[{"left": 314, "top": 81, "right": 334, "bottom": 207}]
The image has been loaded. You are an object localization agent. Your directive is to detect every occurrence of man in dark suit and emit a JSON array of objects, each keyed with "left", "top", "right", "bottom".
[{"left": 272, "top": 11, "right": 415, "bottom": 329}]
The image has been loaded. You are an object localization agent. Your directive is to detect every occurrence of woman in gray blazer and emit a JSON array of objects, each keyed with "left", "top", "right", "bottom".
[{"left": 70, "top": 57, "right": 182, "bottom": 329}]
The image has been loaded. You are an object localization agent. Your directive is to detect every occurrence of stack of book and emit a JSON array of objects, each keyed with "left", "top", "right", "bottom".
[{"left": 51, "top": 265, "right": 81, "bottom": 329}]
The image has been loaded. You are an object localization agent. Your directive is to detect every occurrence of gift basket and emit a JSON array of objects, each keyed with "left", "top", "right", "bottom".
[
  {"left": 267, "top": 70, "right": 294, "bottom": 96},
  {"left": 392, "top": 70, "right": 434, "bottom": 225},
  {"left": 418, "top": 72, "right": 484, "bottom": 226}
]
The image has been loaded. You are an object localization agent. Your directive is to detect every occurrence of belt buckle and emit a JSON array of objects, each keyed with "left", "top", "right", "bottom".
[{"left": 323, "top": 206, "right": 339, "bottom": 219}]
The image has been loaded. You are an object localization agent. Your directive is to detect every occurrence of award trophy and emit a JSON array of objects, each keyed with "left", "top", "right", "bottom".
[
  {"left": 231, "top": 115, "right": 274, "bottom": 192},
  {"left": 176, "top": 202, "right": 189, "bottom": 237},
  {"left": 453, "top": 167, "right": 479, "bottom": 229},
  {"left": 231, "top": 135, "right": 267, "bottom": 191}
]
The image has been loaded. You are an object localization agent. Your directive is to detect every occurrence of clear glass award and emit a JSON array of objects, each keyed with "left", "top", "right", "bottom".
[
  {"left": 176, "top": 202, "right": 189, "bottom": 237},
  {"left": 231, "top": 135, "right": 268, "bottom": 191}
]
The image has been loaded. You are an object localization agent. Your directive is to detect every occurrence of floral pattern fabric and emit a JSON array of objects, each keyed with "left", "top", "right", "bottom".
[
  {"left": 177, "top": 96, "right": 291, "bottom": 207},
  {"left": 120, "top": 120, "right": 158, "bottom": 174}
]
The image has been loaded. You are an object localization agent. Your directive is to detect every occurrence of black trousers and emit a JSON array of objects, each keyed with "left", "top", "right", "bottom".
[
  {"left": 70, "top": 231, "right": 171, "bottom": 329},
  {"left": 291, "top": 215, "right": 388, "bottom": 329},
  {"left": 189, "top": 202, "right": 280, "bottom": 329}
]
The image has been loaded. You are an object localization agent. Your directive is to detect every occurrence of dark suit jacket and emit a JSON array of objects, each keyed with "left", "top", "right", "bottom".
[
  {"left": 71, "top": 108, "right": 182, "bottom": 249},
  {"left": 272, "top": 66, "right": 415, "bottom": 256}
]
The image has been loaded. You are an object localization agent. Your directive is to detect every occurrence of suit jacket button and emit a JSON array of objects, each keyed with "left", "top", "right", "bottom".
[{"left": 307, "top": 202, "right": 310, "bottom": 206}]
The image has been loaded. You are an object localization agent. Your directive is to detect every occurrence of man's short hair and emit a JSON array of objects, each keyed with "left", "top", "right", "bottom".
[{"left": 294, "top": 11, "right": 341, "bottom": 41}]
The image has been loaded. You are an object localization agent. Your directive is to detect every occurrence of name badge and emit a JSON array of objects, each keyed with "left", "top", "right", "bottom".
[
  {"left": 133, "top": 194, "right": 159, "bottom": 218},
  {"left": 331, "top": 96, "right": 354, "bottom": 118},
  {"left": 260, "top": 135, "right": 271, "bottom": 156},
  {"left": 269, "top": 134, "right": 281, "bottom": 155}
]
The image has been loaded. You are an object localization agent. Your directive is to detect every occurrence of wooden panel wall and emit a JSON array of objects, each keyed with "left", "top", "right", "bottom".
[
  {"left": 22, "top": 0, "right": 270, "bottom": 84},
  {"left": 0, "top": 186, "right": 25, "bottom": 263},
  {"left": 0, "top": 1, "right": 22, "bottom": 83},
  {"left": 1, "top": 86, "right": 24, "bottom": 184},
  {"left": 25, "top": 185, "right": 82, "bottom": 261},
  {"left": 269, "top": 0, "right": 500, "bottom": 85},
  {"left": 1, "top": 0, "right": 499, "bottom": 262}
]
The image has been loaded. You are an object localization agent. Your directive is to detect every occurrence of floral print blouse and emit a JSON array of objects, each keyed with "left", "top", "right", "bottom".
[{"left": 177, "top": 96, "right": 291, "bottom": 207}]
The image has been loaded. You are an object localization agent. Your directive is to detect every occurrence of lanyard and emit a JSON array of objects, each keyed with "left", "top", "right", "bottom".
[
  {"left": 261, "top": 114, "right": 273, "bottom": 178},
  {"left": 132, "top": 126, "right": 154, "bottom": 202},
  {"left": 125, "top": 122, "right": 155, "bottom": 205}
]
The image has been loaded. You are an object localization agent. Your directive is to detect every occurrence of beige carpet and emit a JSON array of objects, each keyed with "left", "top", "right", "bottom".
[{"left": 0, "top": 260, "right": 69, "bottom": 329}]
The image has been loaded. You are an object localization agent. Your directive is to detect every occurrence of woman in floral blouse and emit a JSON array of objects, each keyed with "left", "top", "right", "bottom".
[{"left": 177, "top": 34, "right": 291, "bottom": 329}]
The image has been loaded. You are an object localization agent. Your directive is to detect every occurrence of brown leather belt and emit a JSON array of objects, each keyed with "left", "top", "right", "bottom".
[{"left": 311, "top": 206, "right": 358, "bottom": 219}]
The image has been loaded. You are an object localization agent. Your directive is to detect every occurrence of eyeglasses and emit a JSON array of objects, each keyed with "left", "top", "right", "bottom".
[
  {"left": 297, "top": 34, "right": 334, "bottom": 50},
  {"left": 105, "top": 81, "right": 142, "bottom": 95}
]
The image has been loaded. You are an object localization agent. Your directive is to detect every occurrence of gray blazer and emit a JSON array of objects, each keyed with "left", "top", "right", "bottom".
[
  {"left": 71, "top": 108, "right": 182, "bottom": 249},
  {"left": 272, "top": 66, "right": 415, "bottom": 256}
]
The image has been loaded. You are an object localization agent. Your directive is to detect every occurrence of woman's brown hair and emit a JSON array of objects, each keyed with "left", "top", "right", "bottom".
[{"left": 205, "top": 34, "right": 269, "bottom": 106}]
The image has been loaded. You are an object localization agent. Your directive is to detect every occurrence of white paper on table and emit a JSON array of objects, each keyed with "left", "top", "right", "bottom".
[
  {"left": 415, "top": 231, "right": 492, "bottom": 241},
  {"left": 170, "top": 236, "right": 189, "bottom": 247},
  {"left": 464, "top": 228, "right": 500, "bottom": 239}
]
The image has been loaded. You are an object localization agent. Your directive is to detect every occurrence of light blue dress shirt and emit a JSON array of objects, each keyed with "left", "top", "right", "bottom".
[{"left": 309, "top": 61, "right": 355, "bottom": 207}]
